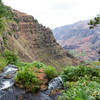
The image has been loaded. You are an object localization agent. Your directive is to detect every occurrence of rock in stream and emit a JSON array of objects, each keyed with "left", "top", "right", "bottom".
[{"left": 0, "top": 65, "right": 63, "bottom": 100}]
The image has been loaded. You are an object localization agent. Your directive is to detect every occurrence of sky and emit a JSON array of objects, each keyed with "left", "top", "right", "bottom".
[{"left": 3, "top": 0, "right": 100, "bottom": 29}]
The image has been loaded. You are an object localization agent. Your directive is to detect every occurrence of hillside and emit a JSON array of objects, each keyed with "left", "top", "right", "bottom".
[
  {"left": 0, "top": 6, "right": 79, "bottom": 71},
  {"left": 53, "top": 20, "right": 100, "bottom": 61}
]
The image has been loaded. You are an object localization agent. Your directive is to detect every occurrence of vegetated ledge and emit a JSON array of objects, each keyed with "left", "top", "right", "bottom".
[{"left": 0, "top": 3, "right": 80, "bottom": 71}]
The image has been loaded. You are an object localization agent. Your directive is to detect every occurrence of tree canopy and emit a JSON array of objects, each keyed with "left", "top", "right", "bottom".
[{"left": 88, "top": 15, "right": 100, "bottom": 29}]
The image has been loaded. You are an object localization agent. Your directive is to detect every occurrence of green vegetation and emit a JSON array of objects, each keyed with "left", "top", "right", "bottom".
[
  {"left": 16, "top": 61, "right": 46, "bottom": 69},
  {"left": 88, "top": 15, "right": 100, "bottom": 29},
  {"left": 0, "top": 57, "right": 7, "bottom": 72},
  {"left": 0, "top": 47, "right": 99, "bottom": 97},
  {"left": 0, "top": 2, "right": 99, "bottom": 96},
  {"left": 0, "top": 49, "right": 18, "bottom": 72},
  {"left": 15, "top": 61, "right": 57, "bottom": 92},
  {"left": 59, "top": 65, "right": 100, "bottom": 100},
  {"left": 0, "top": 0, "right": 14, "bottom": 34},
  {"left": 34, "top": 18, "right": 38, "bottom": 23},
  {"left": 2, "top": 49, "right": 18, "bottom": 65},
  {"left": 44, "top": 66, "right": 57, "bottom": 80},
  {"left": 15, "top": 66, "right": 40, "bottom": 92},
  {"left": 93, "top": 61, "right": 100, "bottom": 66}
]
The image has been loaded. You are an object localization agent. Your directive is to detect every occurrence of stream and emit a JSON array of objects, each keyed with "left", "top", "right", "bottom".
[{"left": 0, "top": 65, "right": 63, "bottom": 100}]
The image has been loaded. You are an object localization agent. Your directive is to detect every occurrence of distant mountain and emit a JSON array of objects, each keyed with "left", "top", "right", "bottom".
[{"left": 53, "top": 20, "right": 100, "bottom": 61}]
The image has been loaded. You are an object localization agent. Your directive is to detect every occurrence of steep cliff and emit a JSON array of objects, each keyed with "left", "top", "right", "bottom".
[{"left": 0, "top": 9, "right": 79, "bottom": 71}]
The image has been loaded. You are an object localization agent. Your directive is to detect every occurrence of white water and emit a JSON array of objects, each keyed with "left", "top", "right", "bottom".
[
  {"left": 0, "top": 65, "right": 18, "bottom": 90},
  {"left": 0, "top": 80, "right": 14, "bottom": 90},
  {"left": 48, "top": 76, "right": 63, "bottom": 90},
  {"left": 4, "top": 65, "right": 18, "bottom": 74}
]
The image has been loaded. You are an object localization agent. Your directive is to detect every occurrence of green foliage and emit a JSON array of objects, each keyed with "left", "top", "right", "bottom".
[
  {"left": 16, "top": 62, "right": 34, "bottom": 68},
  {"left": 34, "top": 19, "right": 38, "bottom": 23},
  {"left": 13, "top": 18, "right": 19, "bottom": 23},
  {"left": 3, "top": 49, "right": 18, "bottom": 64},
  {"left": 44, "top": 66, "right": 57, "bottom": 80},
  {"left": 0, "top": 1, "right": 13, "bottom": 19},
  {"left": 8, "top": 31, "right": 12, "bottom": 36},
  {"left": 16, "top": 61, "right": 57, "bottom": 79},
  {"left": 33, "top": 61, "right": 46, "bottom": 68},
  {"left": 15, "top": 66, "right": 40, "bottom": 92},
  {"left": 59, "top": 65, "right": 100, "bottom": 100},
  {"left": 61, "top": 65, "right": 100, "bottom": 82},
  {"left": 88, "top": 15, "right": 100, "bottom": 29},
  {"left": 59, "top": 80, "right": 100, "bottom": 100},
  {"left": 0, "top": 57, "right": 7, "bottom": 72},
  {"left": 0, "top": 19, "right": 4, "bottom": 34},
  {"left": 0, "top": 0, "right": 14, "bottom": 34},
  {"left": 16, "top": 61, "right": 46, "bottom": 69}
]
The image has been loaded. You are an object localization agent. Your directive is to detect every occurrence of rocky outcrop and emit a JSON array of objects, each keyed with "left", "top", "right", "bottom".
[{"left": 0, "top": 10, "right": 79, "bottom": 71}]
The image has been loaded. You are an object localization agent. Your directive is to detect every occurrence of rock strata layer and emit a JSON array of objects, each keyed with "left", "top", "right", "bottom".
[{"left": 0, "top": 9, "right": 79, "bottom": 70}]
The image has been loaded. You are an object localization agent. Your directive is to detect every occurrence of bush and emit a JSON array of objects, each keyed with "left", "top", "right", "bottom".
[
  {"left": 16, "top": 61, "right": 46, "bottom": 69},
  {"left": 16, "top": 62, "right": 34, "bottom": 69},
  {"left": 59, "top": 65, "right": 100, "bottom": 100},
  {"left": 15, "top": 66, "right": 40, "bottom": 92},
  {"left": 34, "top": 19, "right": 38, "bottom": 23},
  {"left": 0, "top": 57, "right": 7, "bottom": 72},
  {"left": 3, "top": 50, "right": 18, "bottom": 64},
  {"left": 61, "top": 65, "right": 100, "bottom": 82},
  {"left": 59, "top": 80, "right": 100, "bottom": 100},
  {"left": 44, "top": 66, "right": 57, "bottom": 80},
  {"left": 33, "top": 61, "right": 46, "bottom": 68}
]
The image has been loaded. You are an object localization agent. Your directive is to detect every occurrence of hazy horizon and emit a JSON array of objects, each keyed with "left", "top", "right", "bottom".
[{"left": 3, "top": 0, "right": 100, "bottom": 28}]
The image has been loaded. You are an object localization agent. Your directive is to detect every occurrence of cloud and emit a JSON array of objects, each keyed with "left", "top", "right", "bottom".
[
  {"left": 3, "top": 0, "right": 100, "bottom": 28},
  {"left": 51, "top": 1, "right": 77, "bottom": 10}
]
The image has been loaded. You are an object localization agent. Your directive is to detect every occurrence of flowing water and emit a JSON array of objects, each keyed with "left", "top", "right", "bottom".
[{"left": 0, "top": 65, "right": 63, "bottom": 100}]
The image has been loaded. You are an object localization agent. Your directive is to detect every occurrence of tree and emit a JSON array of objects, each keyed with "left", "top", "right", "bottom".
[{"left": 88, "top": 15, "right": 100, "bottom": 29}]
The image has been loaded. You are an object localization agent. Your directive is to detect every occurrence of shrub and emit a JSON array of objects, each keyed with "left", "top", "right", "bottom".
[
  {"left": 44, "top": 66, "right": 57, "bottom": 80},
  {"left": 16, "top": 61, "right": 46, "bottom": 69},
  {"left": 15, "top": 66, "right": 40, "bottom": 92},
  {"left": 59, "top": 80, "right": 100, "bottom": 100},
  {"left": 34, "top": 19, "right": 38, "bottom": 23},
  {"left": 3, "top": 49, "right": 18, "bottom": 64},
  {"left": 0, "top": 57, "right": 7, "bottom": 72},
  {"left": 16, "top": 62, "right": 34, "bottom": 69},
  {"left": 59, "top": 65, "right": 100, "bottom": 100},
  {"left": 61, "top": 65, "right": 100, "bottom": 82},
  {"left": 33, "top": 61, "right": 46, "bottom": 68}
]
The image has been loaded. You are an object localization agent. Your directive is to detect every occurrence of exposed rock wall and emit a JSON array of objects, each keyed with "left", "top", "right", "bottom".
[{"left": 1, "top": 10, "right": 79, "bottom": 71}]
